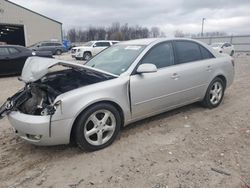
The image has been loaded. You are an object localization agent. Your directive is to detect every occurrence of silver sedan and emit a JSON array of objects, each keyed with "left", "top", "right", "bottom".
[{"left": 0, "top": 38, "right": 234, "bottom": 151}]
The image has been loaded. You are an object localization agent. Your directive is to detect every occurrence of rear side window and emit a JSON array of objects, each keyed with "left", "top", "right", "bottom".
[
  {"left": 54, "top": 43, "right": 62, "bottom": 46},
  {"left": 200, "top": 45, "right": 214, "bottom": 59},
  {"left": 48, "top": 43, "right": 55, "bottom": 46},
  {"left": 175, "top": 41, "right": 202, "bottom": 64},
  {"left": 8, "top": 48, "right": 20, "bottom": 54},
  {"left": 141, "top": 42, "right": 174, "bottom": 69},
  {"left": 0, "top": 48, "right": 9, "bottom": 56}
]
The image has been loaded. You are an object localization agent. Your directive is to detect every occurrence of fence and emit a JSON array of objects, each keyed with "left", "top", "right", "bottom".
[{"left": 193, "top": 35, "right": 250, "bottom": 52}]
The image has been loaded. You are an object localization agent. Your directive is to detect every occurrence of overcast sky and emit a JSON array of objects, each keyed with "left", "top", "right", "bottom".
[{"left": 11, "top": 0, "right": 250, "bottom": 36}]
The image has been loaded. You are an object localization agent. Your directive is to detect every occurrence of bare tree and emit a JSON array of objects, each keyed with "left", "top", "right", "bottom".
[
  {"left": 151, "top": 27, "right": 160, "bottom": 38},
  {"left": 67, "top": 28, "right": 77, "bottom": 42},
  {"left": 66, "top": 23, "right": 165, "bottom": 42},
  {"left": 174, "top": 30, "right": 185, "bottom": 37}
]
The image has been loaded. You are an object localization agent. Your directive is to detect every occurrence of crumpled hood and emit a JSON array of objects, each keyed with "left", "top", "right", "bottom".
[{"left": 21, "top": 57, "right": 118, "bottom": 83}]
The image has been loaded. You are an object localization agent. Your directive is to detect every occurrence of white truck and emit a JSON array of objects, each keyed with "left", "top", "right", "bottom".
[{"left": 71, "top": 40, "right": 119, "bottom": 60}]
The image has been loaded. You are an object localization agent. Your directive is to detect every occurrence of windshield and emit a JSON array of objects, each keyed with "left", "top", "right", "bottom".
[
  {"left": 211, "top": 43, "right": 222, "bottom": 47},
  {"left": 83, "top": 41, "right": 94, "bottom": 47},
  {"left": 85, "top": 45, "right": 145, "bottom": 75}
]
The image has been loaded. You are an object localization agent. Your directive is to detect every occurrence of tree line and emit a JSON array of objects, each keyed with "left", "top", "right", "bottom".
[
  {"left": 174, "top": 29, "right": 228, "bottom": 38},
  {"left": 66, "top": 22, "right": 166, "bottom": 43}
]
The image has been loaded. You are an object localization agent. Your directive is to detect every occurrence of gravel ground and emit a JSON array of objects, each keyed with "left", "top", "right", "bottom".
[{"left": 0, "top": 53, "right": 249, "bottom": 188}]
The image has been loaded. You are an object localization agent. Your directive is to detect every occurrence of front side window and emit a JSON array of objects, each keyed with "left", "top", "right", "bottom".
[
  {"left": 140, "top": 42, "right": 174, "bottom": 68},
  {"left": 86, "top": 45, "right": 145, "bottom": 75},
  {"left": 175, "top": 41, "right": 202, "bottom": 64},
  {"left": 0, "top": 48, "right": 9, "bottom": 56},
  {"left": 40, "top": 43, "right": 49, "bottom": 47},
  {"left": 95, "top": 42, "right": 111, "bottom": 47},
  {"left": 84, "top": 41, "right": 94, "bottom": 47}
]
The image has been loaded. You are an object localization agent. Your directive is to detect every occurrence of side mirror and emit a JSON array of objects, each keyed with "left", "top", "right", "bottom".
[
  {"left": 37, "top": 45, "right": 40, "bottom": 48},
  {"left": 93, "top": 44, "right": 97, "bottom": 47},
  {"left": 137, "top": 64, "right": 157, "bottom": 74}
]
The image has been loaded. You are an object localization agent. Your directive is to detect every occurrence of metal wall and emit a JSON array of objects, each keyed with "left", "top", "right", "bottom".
[
  {"left": 193, "top": 35, "right": 250, "bottom": 52},
  {"left": 0, "top": 0, "right": 62, "bottom": 46}
]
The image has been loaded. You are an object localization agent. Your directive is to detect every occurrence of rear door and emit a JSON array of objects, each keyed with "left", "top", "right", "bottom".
[
  {"left": 130, "top": 42, "right": 179, "bottom": 118},
  {"left": 39, "top": 42, "right": 54, "bottom": 53},
  {"left": 172, "top": 40, "right": 215, "bottom": 103}
]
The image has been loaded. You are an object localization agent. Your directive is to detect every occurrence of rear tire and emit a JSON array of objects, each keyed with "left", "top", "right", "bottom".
[
  {"left": 74, "top": 103, "right": 121, "bottom": 151},
  {"left": 202, "top": 77, "right": 225, "bottom": 109},
  {"left": 55, "top": 49, "right": 62, "bottom": 55},
  {"left": 83, "top": 52, "right": 92, "bottom": 61}
]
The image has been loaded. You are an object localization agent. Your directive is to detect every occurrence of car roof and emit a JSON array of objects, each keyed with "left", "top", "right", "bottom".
[
  {"left": 120, "top": 38, "right": 159, "bottom": 45},
  {"left": 90, "top": 40, "right": 119, "bottom": 43},
  {"left": 120, "top": 38, "right": 202, "bottom": 46},
  {"left": 211, "top": 42, "right": 224, "bottom": 44},
  {"left": 40, "top": 41, "right": 62, "bottom": 43},
  {"left": 0, "top": 45, "right": 26, "bottom": 48}
]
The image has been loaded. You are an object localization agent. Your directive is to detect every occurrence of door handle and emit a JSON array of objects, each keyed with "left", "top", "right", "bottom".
[
  {"left": 171, "top": 73, "right": 180, "bottom": 80},
  {"left": 206, "top": 65, "right": 212, "bottom": 72}
]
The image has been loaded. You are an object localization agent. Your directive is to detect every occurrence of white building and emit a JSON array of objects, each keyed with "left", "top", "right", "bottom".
[{"left": 0, "top": 0, "right": 62, "bottom": 46}]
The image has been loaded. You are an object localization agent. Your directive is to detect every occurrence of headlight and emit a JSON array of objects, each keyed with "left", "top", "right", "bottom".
[{"left": 40, "top": 100, "right": 61, "bottom": 116}]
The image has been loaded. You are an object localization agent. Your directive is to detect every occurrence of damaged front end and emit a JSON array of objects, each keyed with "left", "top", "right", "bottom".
[
  {"left": 0, "top": 56, "right": 117, "bottom": 120},
  {"left": 0, "top": 83, "right": 57, "bottom": 120},
  {"left": 0, "top": 57, "right": 117, "bottom": 144}
]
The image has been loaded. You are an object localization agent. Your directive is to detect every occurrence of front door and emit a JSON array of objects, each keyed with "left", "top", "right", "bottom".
[{"left": 130, "top": 42, "right": 179, "bottom": 118}]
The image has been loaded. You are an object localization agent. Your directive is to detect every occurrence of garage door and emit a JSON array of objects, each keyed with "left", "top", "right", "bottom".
[{"left": 0, "top": 24, "right": 25, "bottom": 46}]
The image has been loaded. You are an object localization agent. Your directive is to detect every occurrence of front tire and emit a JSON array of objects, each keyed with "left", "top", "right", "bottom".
[
  {"left": 74, "top": 103, "right": 121, "bottom": 151},
  {"left": 202, "top": 77, "right": 225, "bottom": 109},
  {"left": 83, "top": 52, "right": 92, "bottom": 61}
]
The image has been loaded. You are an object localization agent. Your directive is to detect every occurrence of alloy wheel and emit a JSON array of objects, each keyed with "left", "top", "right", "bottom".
[
  {"left": 84, "top": 110, "right": 116, "bottom": 146},
  {"left": 209, "top": 81, "right": 223, "bottom": 105}
]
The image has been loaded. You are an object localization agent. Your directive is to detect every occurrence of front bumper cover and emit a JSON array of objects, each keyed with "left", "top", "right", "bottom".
[{"left": 8, "top": 111, "right": 73, "bottom": 146}]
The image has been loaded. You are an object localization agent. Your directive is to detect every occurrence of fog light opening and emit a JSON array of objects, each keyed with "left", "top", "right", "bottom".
[{"left": 26, "top": 134, "right": 42, "bottom": 141}]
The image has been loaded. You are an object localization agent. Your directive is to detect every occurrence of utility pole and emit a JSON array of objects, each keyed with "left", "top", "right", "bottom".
[{"left": 201, "top": 18, "right": 206, "bottom": 37}]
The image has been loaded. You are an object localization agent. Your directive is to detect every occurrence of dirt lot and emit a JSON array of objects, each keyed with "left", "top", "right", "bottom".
[{"left": 0, "top": 54, "right": 249, "bottom": 188}]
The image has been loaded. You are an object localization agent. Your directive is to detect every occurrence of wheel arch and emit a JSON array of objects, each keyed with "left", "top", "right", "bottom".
[
  {"left": 216, "top": 74, "right": 227, "bottom": 88},
  {"left": 84, "top": 51, "right": 92, "bottom": 55},
  {"left": 69, "top": 100, "right": 125, "bottom": 144}
]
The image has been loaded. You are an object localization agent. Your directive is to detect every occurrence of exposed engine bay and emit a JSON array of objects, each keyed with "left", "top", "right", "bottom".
[{"left": 0, "top": 68, "right": 113, "bottom": 118}]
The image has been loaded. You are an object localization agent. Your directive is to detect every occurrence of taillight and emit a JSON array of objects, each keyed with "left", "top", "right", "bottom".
[{"left": 231, "top": 59, "right": 235, "bottom": 67}]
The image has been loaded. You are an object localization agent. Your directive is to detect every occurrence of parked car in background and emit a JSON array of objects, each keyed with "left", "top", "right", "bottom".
[
  {"left": 30, "top": 41, "right": 67, "bottom": 55},
  {"left": 211, "top": 42, "right": 234, "bottom": 56},
  {"left": 0, "top": 38, "right": 234, "bottom": 151},
  {"left": 0, "top": 45, "right": 52, "bottom": 75},
  {"left": 72, "top": 40, "right": 119, "bottom": 60}
]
